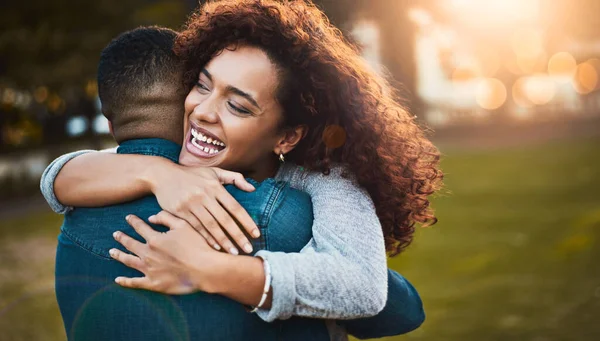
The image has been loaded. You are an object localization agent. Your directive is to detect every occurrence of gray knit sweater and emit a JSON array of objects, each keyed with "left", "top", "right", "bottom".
[{"left": 40, "top": 150, "right": 388, "bottom": 340}]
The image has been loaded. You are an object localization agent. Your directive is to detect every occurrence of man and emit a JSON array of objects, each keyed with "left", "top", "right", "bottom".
[{"left": 44, "top": 27, "right": 424, "bottom": 341}]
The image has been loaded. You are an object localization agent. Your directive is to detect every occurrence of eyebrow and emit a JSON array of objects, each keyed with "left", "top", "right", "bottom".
[{"left": 201, "top": 68, "right": 261, "bottom": 110}]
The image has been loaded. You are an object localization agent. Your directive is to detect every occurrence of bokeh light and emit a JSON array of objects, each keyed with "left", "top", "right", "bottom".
[
  {"left": 407, "top": 7, "right": 432, "bottom": 27},
  {"left": 524, "top": 75, "right": 556, "bottom": 105},
  {"left": 516, "top": 52, "right": 547, "bottom": 74},
  {"left": 47, "top": 94, "right": 65, "bottom": 113},
  {"left": 476, "top": 78, "right": 507, "bottom": 110},
  {"left": 512, "top": 77, "right": 534, "bottom": 108},
  {"left": 2, "top": 88, "right": 17, "bottom": 106},
  {"left": 322, "top": 124, "right": 347, "bottom": 149},
  {"left": 85, "top": 80, "right": 98, "bottom": 99},
  {"left": 92, "top": 114, "right": 111, "bottom": 135},
  {"left": 548, "top": 52, "right": 577, "bottom": 78},
  {"left": 585, "top": 58, "right": 600, "bottom": 91},
  {"left": 451, "top": 67, "right": 477, "bottom": 82},
  {"left": 475, "top": 49, "right": 501, "bottom": 77},
  {"left": 33, "top": 87, "right": 49, "bottom": 103},
  {"left": 66, "top": 116, "right": 88, "bottom": 137},
  {"left": 572, "top": 61, "right": 598, "bottom": 94}
]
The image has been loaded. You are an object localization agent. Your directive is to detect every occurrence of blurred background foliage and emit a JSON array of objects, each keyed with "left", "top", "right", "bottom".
[
  {"left": 0, "top": 0, "right": 187, "bottom": 89},
  {"left": 1, "top": 1, "right": 600, "bottom": 340}
]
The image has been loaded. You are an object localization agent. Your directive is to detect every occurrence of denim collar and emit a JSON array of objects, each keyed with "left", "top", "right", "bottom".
[{"left": 116, "top": 138, "right": 181, "bottom": 163}]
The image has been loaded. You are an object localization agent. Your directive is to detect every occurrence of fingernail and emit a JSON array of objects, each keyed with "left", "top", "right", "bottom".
[
  {"left": 148, "top": 215, "right": 156, "bottom": 222},
  {"left": 125, "top": 215, "right": 132, "bottom": 221},
  {"left": 243, "top": 243, "right": 253, "bottom": 254},
  {"left": 115, "top": 277, "right": 121, "bottom": 283},
  {"left": 109, "top": 249, "right": 116, "bottom": 257},
  {"left": 213, "top": 244, "right": 221, "bottom": 251},
  {"left": 229, "top": 247, "right": 239, "bottom": 255},
  {"left": 252, "top": 229, "right": 260, "bottom": 238},
  {"left": 113, "top": 231, "right": 120, "bottom": 239}
]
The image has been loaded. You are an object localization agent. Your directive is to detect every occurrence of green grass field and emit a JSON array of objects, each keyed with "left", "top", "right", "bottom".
[{"left": 1, "top": 137, "right": 599, "bottom": 341}]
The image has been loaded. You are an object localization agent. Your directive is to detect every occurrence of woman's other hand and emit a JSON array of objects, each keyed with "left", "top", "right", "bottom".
[
  {"left": 147, "top": 162, "right": 259, "bottom": 255},
  {"left": 110, "top": 212, "right": 225, "bottom": 295}
]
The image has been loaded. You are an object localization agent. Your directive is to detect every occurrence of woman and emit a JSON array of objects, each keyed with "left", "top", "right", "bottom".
[{"left": 44, "top": 0, "right": 442, "bottom": 337}]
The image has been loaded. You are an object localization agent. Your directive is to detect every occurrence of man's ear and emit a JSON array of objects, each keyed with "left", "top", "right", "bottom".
[{"left": 274, "top": 125, "right": 308, "bottom": 155}]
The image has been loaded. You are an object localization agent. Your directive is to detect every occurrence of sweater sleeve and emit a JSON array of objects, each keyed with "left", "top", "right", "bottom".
[
  {"left": 40, "top": 148, "right": 117, "bottom": 214},
  {"left": 39, "top": 150, "right": 96, "bottom": 214},
  {"left": 255, "top": 165, "right": 388, "bottom": 322}
]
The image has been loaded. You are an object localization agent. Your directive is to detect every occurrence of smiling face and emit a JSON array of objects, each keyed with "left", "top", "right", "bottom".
[{"left": 179, "top": 45, "right": 289, "bottom": 179}]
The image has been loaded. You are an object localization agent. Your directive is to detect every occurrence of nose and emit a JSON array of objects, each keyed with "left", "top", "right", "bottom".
[{"left": 190, "top": 96, "right": 220, "bottom": 124}]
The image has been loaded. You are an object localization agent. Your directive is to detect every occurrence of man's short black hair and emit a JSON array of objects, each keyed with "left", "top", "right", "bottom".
[{"left": 98, "top": 26, "right": 185, "bottom": 143}]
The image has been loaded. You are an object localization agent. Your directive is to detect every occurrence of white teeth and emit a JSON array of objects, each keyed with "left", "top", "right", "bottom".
[
  {"left": 191, "top": 137, "right": 202, "bottom": 150},
  {"left": 190, "top": 128, "right": 226, "bottom": 149},
  {"left": 191, "top": 138, "right": 222, "bottom": 155}
]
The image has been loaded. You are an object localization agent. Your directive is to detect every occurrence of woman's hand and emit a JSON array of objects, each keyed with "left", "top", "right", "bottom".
[
  {"left": 111, "top": 212, "right": 271, "bottom": 308},
  {"left": 109, "top": 212, "right": 226, "bottom": 295},
  {"left": 147, "top": 162, "right": 259, "bottom": 255}
]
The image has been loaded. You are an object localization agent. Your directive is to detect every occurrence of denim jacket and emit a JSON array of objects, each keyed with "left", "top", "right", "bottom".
[{"left": 54, "top": 138, "right": 423, "bottom": 341}]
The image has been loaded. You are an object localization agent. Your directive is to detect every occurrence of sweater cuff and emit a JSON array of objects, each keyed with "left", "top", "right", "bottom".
[
  {"left": 254, "top": 251, "right": 296, "bottom": 322},
  {"left": 40, "top": 150, "right": 95, "bottom": 214}
]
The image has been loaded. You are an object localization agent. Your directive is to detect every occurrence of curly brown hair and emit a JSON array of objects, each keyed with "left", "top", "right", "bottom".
[{"left": 175, "top": 0, "right": 443, "bottom": 256}]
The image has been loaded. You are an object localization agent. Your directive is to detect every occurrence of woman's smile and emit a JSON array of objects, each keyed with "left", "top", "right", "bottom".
[{"left": 185, "top": 122, "right": 227, "bottom": 159}]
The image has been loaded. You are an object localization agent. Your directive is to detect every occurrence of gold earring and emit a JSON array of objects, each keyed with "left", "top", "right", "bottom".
[{"left": 279, "top": 153, "right": 285, "bottom": 163}]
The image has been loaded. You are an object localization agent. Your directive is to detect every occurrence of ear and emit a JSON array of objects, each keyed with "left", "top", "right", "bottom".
[{"left": 274, "top": 125, "right": 308, "bottom": 155}]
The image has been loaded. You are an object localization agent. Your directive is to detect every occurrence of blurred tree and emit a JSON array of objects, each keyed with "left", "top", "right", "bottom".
[
  {"left": 0, "top": 0, "right": 187, "bottom": 150},
  {"left": 315, "top": 0, "right": 424, "bottom": 116},
  {"left": 370, "top": 0, "right": 421, "bottom": 111},
  {"left": 0, "top": 0, "right": 187, "bottom": 90}
]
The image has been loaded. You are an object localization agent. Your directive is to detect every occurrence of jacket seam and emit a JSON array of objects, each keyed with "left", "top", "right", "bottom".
[{"left": 262, "top": 181, "right": 287, "bottom": 228}]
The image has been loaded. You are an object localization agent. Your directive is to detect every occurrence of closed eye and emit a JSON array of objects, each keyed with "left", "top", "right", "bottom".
[
  {"left": 227, "top": 101, "right": 251, "bottom": 115},
  {"left": 195, "top": 82, "right": 210, "bottom": 93}
]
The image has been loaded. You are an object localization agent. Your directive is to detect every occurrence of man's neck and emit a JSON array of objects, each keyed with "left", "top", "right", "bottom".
[
  {"left": 243, "top": 158, "right": 280, "bottom": 182},
  {"left": 117, "top": 138, "right": 182, "bottom": 164}
]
